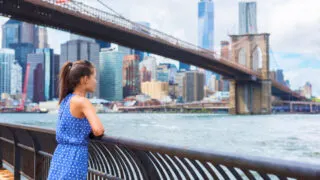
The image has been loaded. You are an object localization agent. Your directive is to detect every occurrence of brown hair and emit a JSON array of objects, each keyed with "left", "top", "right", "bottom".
[{"left": 58, "top": 60, "right": 94, "bottom": 104}]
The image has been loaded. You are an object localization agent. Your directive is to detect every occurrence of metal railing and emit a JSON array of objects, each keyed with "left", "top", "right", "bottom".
[{"left": 1, "top": 122, "right": 320, "bottom": 179}]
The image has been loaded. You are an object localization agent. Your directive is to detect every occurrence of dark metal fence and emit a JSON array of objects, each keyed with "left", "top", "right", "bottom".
[{"left": 1, "top": 122, "right": 320, "bottom": 180}]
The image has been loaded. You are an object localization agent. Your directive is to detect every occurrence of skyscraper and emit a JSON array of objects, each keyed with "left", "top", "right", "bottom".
[
  {"left": 38, "top": 27, "right": 49, "bottom": 48},
  {"left": 36, "top": 48, "right": 55, "bottom": 100},
  {"left": 239, "top": 1, "right": 257, "bottom": 34},
  {"left": 9, "top": 43, "right": 35, "bottom": 85},
  {"left": 20, "top": 22, "right": 39, "bottom": 48},
  {"left": 139, "top": 56, "right": 157, "bottom": 82},
  {"left": 198, "top": 0, "right": 218, "bottom": 89},
  {"left": 156, "top": 63, "right": 178, "bottom": 85},
  {"left": 276, "top": 69, "right": 285, "bottom": 85},
  {"left": 220, "top": 41, "right": 230, "bottom": 60},
  {"left": 27, "top": 53, "right": 44, "bottom": 102},
  {"left": 53, "top": 55, "right": 60, "bottom": 99},
  {"left": 11, "top": 61, "right": 22, "bottom": 95},
  {"left": 99, "top": 47, "right": 125, "bottom": 101},
  {"left": 60, "top": 39, "right": 100, "bottom": 97},
  {"left": 2, "top": 19, "right": 39, "bottom": 48},
  {"left": 0, "top": 49, "right": 15, "bottom": 95},
  {"left": 185, "top": 71, "right": 205, "bottom": 102},
  {"left": 140, "top": 66, "right": 151, "bottom": 83},
  {"left": 303, "top": 82, "right": 312, "bottom": 99},
  {"left": 123, "top": 55, "right": 140, "bottom": 97},
  {"left": 2, "top": 20, "right": 20, "bottom": 49},
  {"left": 71, "top": 32, "right": 111, "bottom": 50},
  {"left": 141, "top": 81, "right": 169, "bottom": 100},
  {"left": 33, "top": 63, "right": 45, "bottom": 103},
  {"left": 174, "top": 71, "right": 186, "bottom": 101},
  {"left": 198, "top": 0, "right": 214, "bottom": 50}
]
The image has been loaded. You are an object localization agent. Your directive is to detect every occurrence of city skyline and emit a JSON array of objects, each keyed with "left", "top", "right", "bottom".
[{"left": 0, "top": 0, "right": 318, "bottom": 95}]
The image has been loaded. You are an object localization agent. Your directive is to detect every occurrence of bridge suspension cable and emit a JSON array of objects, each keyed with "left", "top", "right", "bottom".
[
  {"left": 270, "top": 47, "right": 281, "bottom": 70},
  {"left": 95, "top": 0, "right": 125, "bottom": 19}
]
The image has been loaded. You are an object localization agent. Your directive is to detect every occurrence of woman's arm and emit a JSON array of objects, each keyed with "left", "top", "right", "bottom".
[{"left": 81, "top": 98, "right": 105, "bottom": 136}]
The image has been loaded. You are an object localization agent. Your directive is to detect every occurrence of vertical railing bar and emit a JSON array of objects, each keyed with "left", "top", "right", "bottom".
[
  {"left": 227, "top": 167, "right": 247, "bottom": 180},
  {"left": 214, "top": 165, "right": 231, "bottom": 180},
  {"left": 241, "top": 169, "right": 256, "bottom": 180},
  {"left": 191, "top": 160, "right": 211, "bottom": 179},
  {"left": 147, "top": 152, "right": 168, "bottom": 179},
  {"left": 88, "top": 145, "right": 100, "bottom": 180},
  {"left": 103, "top": 144, "right": 123, "bottom": 178},
  {"left": 115, "top": 146, "right": 135, "bottom": 180},
  {"left": 7, "top": 127, "right": 21, "bottom": 180},
  {"left": 257, "top": 172, "right": 271, "bottom": 180},
  {"left": 163, "top": 154, "right": 184, "bottom": 180},
  {"left": 132, "top": 150, "right": 160, "bottom": 180},
  {"left": 203, "top": 162, "right": 221, "bottom": 179},
  {"left": 181, "top": 157, "right": 199, "bottom": 178},
  {"left": 98, "top": 143, "right": 117, "bottom": 176},
  {"left": 123, "top": 147, "right": 148, "bottom": 180},
  {"left": 26, "top": 131, "right": 41, "bottom": 179},
  {"left": 94, "top": 142, "right": 111, "bottom": 174},
  {"left": 112, "top": 145, "right": 130, "bottom": 179},
  {"left": 154, "top": 153, "right": 175, "bottom": 179},
  {"left": 120, "top": 147, "right": 141, "bottom": 180},
  {"left": 90, "top": 143, "right": 108, "bottom": 177},
  {"left": 172, "top": 156, "right": 192, "bottom": 179}
]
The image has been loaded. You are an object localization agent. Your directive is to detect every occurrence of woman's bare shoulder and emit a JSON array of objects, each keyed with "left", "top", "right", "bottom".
[{"left": 70, "top": 95, "right": 91, "bottom": 108}]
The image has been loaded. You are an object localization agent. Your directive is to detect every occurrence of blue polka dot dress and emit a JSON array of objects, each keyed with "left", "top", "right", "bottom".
[{"left": 48, "top": 93, "right": 92, "bottom": 180}]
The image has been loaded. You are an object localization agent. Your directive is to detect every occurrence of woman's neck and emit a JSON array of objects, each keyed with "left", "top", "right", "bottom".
[{"left": 73, "top": 89, "right": 86, "bottom": 97}]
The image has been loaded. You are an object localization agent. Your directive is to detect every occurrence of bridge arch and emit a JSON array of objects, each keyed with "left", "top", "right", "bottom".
[
  {"left": 252, "top": 45, "right": 263, "bottom": 71},
  {"left": 238, "top": 48, "right": 246, "bottom": 66}
]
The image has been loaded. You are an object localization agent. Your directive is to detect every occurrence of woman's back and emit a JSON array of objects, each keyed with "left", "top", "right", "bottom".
[{"left": 56, "top": 93, "right": 92, "bottom": 146}]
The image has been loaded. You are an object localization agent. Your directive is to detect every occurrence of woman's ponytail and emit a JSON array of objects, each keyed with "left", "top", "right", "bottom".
[{"left": 58, "top": 61, "right": 73, "bottom": 104}]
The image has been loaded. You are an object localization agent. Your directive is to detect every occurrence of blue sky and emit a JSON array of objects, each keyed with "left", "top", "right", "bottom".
[{"left": 0, "top": 0, "right": 319, "bottom": 96}]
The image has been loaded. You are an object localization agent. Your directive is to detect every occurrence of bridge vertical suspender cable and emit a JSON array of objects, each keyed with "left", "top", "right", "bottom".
[{"left": 270, "top": 47, "right": 281, "bottom": 70}]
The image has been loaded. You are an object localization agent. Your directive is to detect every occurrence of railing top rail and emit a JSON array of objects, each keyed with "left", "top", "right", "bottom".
[{"left": 0, "top": 122, "right": 55, "bottom": 135}]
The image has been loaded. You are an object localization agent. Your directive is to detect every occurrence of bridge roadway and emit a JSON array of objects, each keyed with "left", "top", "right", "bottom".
[{"left": 0, "top": 0, "right": 304, "bottom": 100}]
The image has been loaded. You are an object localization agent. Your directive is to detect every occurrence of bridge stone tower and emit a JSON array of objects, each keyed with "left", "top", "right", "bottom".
[{"left": 228, "top": 33, "right": 271, "bottom": 115}]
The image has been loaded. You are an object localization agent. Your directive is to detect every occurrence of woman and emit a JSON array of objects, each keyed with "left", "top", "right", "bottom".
[{"left": 48, "top": 60, "right": 105, "bottom": 179}]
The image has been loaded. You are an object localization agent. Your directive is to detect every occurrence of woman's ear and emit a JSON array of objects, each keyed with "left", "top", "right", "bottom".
[
  {"left": 84, "top": 76, "right": 88, "bottom": 84},
  {"left": 80, "top": 76, "right": 88, "bottom": 84}
]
